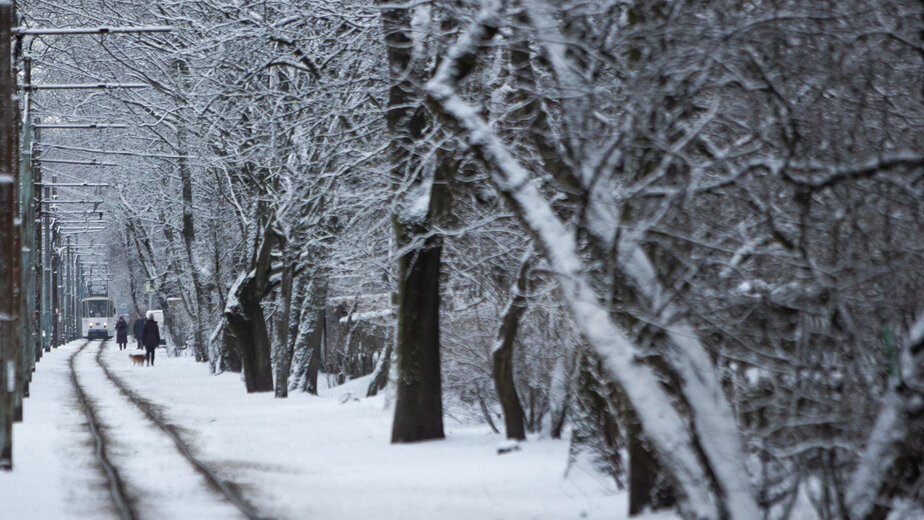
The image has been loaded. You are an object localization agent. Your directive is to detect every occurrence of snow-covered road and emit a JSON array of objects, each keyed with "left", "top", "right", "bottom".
[{"left": 1, "top": 340, "right": 636, "bottom": 520}]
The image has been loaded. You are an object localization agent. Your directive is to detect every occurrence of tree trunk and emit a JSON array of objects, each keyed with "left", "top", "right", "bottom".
[
  {"left": 569, "top": 352, "right": 627, "bottom": 490},
  {"left": 222, "top": 219, "right": 279, "bottom": 393},
  {"left": 178, "top": 115, "right": 209, "bottom": 363},
  {"left": 492, "top": 257, "right": 530, "bottom": 441},
  {"left": 391, "top": 238, "right": 445, "bottom": 442},
  {"left": 626, "top": 404, "right": 676, "bottom": 515},
  {"left": 273, "top": 260, "right": 294, "bottom": 398},
  {"left": 305, "top": 324, "right": 322, "bottom": 394},
  {"left": 291, "top": 274, "right": 327, "bottom": 395},
  {"left": 379, "top": 0, "right": 448, "bottom": 443},
  {"left": 366, "top": 341, "right": 392, "bottom": 397},
  {"left": 226, "top": 297, "right": 274, "bottom": 392},
  {"left": 548, "top": 356, "right": 569, "bottom": 440}
]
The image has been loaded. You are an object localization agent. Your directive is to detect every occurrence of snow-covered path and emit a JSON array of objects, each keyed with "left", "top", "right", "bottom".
[
  {"left": 1, "top": 340, "right": 637, "bottom": 520},
  {"left": 0, "top": 340, "right": 114, "bottom": 519},
  {"left": 74, "top": 340, "right": 249, "bottom": 519}
]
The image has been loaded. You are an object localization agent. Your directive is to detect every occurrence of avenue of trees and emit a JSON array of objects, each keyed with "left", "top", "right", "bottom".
[{"left": 17, "top": 0, "right": 924, "bottom": 518}]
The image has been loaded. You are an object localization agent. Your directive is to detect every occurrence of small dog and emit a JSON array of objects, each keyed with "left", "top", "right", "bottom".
[{"left": 130, "top": 354, "right": 147, "bottom": 367}]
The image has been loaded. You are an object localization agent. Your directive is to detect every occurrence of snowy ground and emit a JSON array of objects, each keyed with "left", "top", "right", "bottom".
[{"left": 0, "top": 340, "right": 653, "bottom": 520}]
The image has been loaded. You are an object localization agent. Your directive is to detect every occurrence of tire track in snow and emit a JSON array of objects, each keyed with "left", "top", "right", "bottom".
[
  {"left": 93, "top": 341, "right": 264, "bottom": 520},
  {"left": 68, "top": 340, "right": 137, "bottom": 520}
]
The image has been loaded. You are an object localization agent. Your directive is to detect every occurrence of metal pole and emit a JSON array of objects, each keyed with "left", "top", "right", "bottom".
[
  {"left": 77, "top": 256, "right": 85, "bottom": 333},
  {"left": 0, "top": 0, "right": 17, "bottom": 469},
  {"left": 19, "top": 55, "right": 35, "bottom": 408},
  {"left": 9, "top": 2, "right": 23, "bottom": 428},
  {"left": 63, "top": 237, "right": 71, "bottom": 341},
  {"left": 34, "top": 117, "right": 46, "bottom": 355},
  {"left": 48, "top": 223, "right": 56, "bottom": 348}
]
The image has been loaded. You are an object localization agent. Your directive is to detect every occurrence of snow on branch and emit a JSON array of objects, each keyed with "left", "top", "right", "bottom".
[
  {"left": 846, "top": 311, "right": 924, "bottom": 519},
  {"left": 425, "top": 2, "right": 759, "bottom": 517},
  {"left": 786, "top": 152, "right": 924, "bottom": 190}
]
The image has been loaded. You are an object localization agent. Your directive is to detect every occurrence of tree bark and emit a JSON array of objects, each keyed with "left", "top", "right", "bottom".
[
  {"left": 291, "top": 274, "right": 327, "bottom": 395},
  {"left": 548, "top": 356, "right": 569, "bottom": 439},
  {"left": 391, "top": 238, "right": 445, "bottom": 442},
  {"left": 273, "top": 259, "right": 294, "bottom": 398},
  {"left": 627, "top": 404, "right": 676, "bottom": 515},
  {"left": 222, "top": 219, "right": 279, "bottom": 393},
  {"left": 177, "top": 94, "right": 209, "bottom": 363},
  {"left": 366, "top": 341, "right": 392, "bottom": 397},
  {"left": 492, "top": 257, "right": 530, "bottom": 441},
  {"left": 225, "top": 297, "right": 274, "bottom": 393},
  {"left": 380, "top": 0, "right": 447, "bottom": 443}
]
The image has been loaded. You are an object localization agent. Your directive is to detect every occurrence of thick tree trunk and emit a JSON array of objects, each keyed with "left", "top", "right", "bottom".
[
  {"left": 226, "top": 297, "right": 274, "bottom": 392},
  {"left": 211, "top": 325, "right": 241, "bottom": 374},
  {"left": 492, "top": 257, "right": 530, "bottom": 441},
  {"left": 379, "top": 0, "right": 448, "bottom": 443},
  {"left": 222, "top": 219, "right": 279, "bottom": 393},
  {"left": 391, "top": 238, "right": 445, "bottom": 442}
]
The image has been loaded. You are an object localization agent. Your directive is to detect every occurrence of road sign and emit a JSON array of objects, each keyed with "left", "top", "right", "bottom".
[{"left": 143, "top": 281, "right": 154, "bottom": 294}]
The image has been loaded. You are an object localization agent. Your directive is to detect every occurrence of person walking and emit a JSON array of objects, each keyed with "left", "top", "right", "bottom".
[
  {"left": 141, "top": 312, "right": 161, "bottom": 366},
  {"left": 115, "top": 316, "right": 129, "bottom": 350},
  {"left": 133, "top": 313, "right": 145, "bottom": 350}
]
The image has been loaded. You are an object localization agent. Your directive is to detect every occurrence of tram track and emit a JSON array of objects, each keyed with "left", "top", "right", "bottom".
[
  {"left": 94, "top": 342, "right": 263, "bottom": 520},
  {"left": 68, "top": 340, "right": 137, "bottom": 520},
  {"left": 68, "top": 340, "right": 265, "bottom": 520}
]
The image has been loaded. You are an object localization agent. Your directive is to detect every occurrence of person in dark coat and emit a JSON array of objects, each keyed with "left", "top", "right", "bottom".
[
  {"left": 133, "top": 313, "right": 145, "bottom": 350},
  {"left": 115, "top": 317, "right": 129, "bottom": 350},
  {"left": 141, "top": 313, "right": 161, "bottom": 366}
]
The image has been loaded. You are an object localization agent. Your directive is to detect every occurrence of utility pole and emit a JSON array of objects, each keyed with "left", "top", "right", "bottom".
[
  {"left": 0, "top": 18, "right": 173, "bottom": 460},
  {"left": 18, "top": 54, "right": 36, "bottom": 414},
  {"left": 0, "top": 0, "right": 18, "bottom": 469},
  {"left": 48, "top": 222, "right": 57, "bottom": 349},
  {"left": 34, "top": 116, "right": 45, "bottom": 355},
  {"left": 9, "top": 1, "right": 23, "bottom": 427},
  {"left": 61, "top": 237, "right": 71, "bottom": 341}
]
